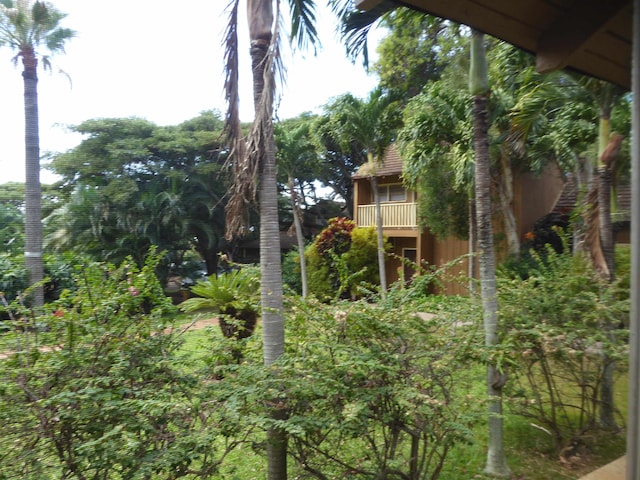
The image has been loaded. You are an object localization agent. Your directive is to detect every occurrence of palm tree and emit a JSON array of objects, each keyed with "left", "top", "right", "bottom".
[
  {"left": 0, "top": 0, "right": 74, "bottom": 307},
  {"left": 510, "top": 72, "right": 627, "bottom": 428},
  {"left": 275, "top": 117, "right": 320, "bottom": 298},
  {"left": 320, "top": 89, "right": 402, "bottom": 297},
  {"left": 222, "top": 1, "right": 319, "bottom": 478},
  {"left": 470, "top": 29, "right": 510, "bottom": 478}
]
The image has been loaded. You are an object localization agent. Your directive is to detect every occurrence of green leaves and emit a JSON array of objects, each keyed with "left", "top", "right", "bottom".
[
  {"left": 0, "top": 251, "right": 217, "bottom": 479},
  {"left": 497, "top": 248, "right": 629, "bottom": 451},
  {"left": 46, "top": 113, "right": 230, "bottom": 273},
  {"left": 181, "top": 267, "right": 260, "bottom": 316},
  {"left": 273, "top": 297, "right": 480, "bottom": 478}
]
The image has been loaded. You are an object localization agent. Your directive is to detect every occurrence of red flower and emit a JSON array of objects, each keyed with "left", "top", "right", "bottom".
[
  {"left": 128, "top": 286, "right": 139, "bottom": 297},
  {"left": 53, "top": 309, "right": 65, "bottom": 318}
]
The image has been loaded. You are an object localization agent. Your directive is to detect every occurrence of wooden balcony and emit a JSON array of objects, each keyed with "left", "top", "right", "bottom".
[{"left": 356, "top": 202, "right": 418, "bottom": 229}]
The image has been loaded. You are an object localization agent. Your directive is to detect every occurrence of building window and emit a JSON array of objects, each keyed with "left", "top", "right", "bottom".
[{"left": 378, "top": 184, "right": 406, "bottom": 202}]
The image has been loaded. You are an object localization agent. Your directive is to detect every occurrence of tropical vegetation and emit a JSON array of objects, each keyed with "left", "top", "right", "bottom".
[
  {"left": 0, "top": 0, "right": 75, "bottom": 307},
  {"left": 0, "top": 1, "right": 633, "bottom": 479}
]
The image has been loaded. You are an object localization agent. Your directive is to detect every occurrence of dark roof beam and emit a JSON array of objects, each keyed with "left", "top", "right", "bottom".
[{"left": 536, "top": 0, "right": 629, "bottom": 74}]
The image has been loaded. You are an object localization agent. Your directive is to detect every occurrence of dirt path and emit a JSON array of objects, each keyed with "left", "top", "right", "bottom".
[
  {"left": 0, "top": 317, "right": 221, "bottom": 360},
  {"left": 164, "top": 317, "right": 219, "bottom": 334}
]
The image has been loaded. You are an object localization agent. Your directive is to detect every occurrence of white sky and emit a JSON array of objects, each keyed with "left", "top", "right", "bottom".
[{"left": 0, "top": 0, "right": 382, "bottom": 184}]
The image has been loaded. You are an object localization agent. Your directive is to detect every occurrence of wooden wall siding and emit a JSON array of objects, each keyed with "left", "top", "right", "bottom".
[
  {"left": 357, "top": 203, "right": 418, "bottom": 228},
  {"left": 512, "top": 166, "right": 565, "bottom": 237},
  {"left": 432, "top": 236, "right": 470, "bottom": 296},
  {"left": 386, "top": 237, "right": 418, "bottom": 285}
]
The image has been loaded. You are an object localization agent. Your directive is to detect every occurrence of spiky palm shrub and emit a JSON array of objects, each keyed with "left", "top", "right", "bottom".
[{"left": 181, "top": 267, "right": 260, "bottom": 340}]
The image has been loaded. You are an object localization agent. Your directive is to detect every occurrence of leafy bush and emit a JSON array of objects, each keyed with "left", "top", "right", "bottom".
[
  {"left": 0, "top": 252, "right": 89, "bottom": 315},
  {"left": 0, "top": 254, "right": 28, "bottom": 310},
  {"left": 0, "top": 251, "right": 243, "bottom": 479},
  {"left": 305, "top": 242, "right": 335, "bottom": 301},
  {"left": 498, "top": 248, "right": 629, "bottom": 452},
  {"left": 281, "top": 248, "right": 303, "bottom": 295},
  {"left": 306, "top": 219, "right": 389, "bottom": 300},
  {"left": 314, "top": 216, "right": 355, "bottom": 258},
  {"left": 220, "top": 297, "right": 481, "bottom": 479}
]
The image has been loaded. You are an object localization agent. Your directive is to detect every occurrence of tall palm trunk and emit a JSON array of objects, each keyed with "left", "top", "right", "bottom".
[
  {"left": 248, "top": 3, "right": 287, "bottom": 477},
  {"left": 468, "top": 197, "right": 477, "bottom": 294},
  {"left": 289, "top": 177, "right": 308, "bottom": 297},
  {"left": 470, "top": 29, "right": 510, "bottom": 478},
  {"left": 597, "top": 133, "right": 623, "bottom": 429},
  {"left": 370, "top": 173, "right": 387, "bottom": 297},
  {"left": 498, "top": 149, "right": 519, "bottom": 257},
  {"left": 22, "top": 46, "right": 44, "bottom": 308}
]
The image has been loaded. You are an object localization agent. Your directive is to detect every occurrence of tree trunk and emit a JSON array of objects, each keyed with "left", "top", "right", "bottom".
[
  {"left": 468, "top": 197, "right": 477, "bottom": 294},
  {"left": 248, "top": 3, "right": 287, "bottom": 476},
  {"left": 572, "top": 156, "right": 591, "bottom": 253},
  {"left": 261, "top": 132, "right": 288, "bottom": 480},
  {"left": 371, "top": 175, "right": 387, "bottom": 298},
  {"left": 22, "top": 48, "right": 44, "bottom": 308},
  {"left": 470, "top": 29, "right": 510, "bottom": 478},
  {"left": 289, "top": 177, "right": 308, "bottom": 297},
  {"left": 598, "top": 166, "right": 615, "bottom": 282},
  {"left": 597, "top": 134, "right": 621, "bottom": 429},
  {"left": 498, "top": 150, "right": 520, "bottom": 257}
]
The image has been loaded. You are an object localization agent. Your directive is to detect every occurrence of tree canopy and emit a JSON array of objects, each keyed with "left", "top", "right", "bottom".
[{"left": 47, "top": 112, "right": 230, "bottom": 276}]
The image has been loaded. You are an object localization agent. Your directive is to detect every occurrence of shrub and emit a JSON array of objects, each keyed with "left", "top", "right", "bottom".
[
  {"left": 0, "top": 250, "right": 243, "bottom": 479},
  {"left": 180, "top": 266, "right": 260, "bottom": 340},
  {"left": 281, "top": 248, "right": 303, "bottom": 295},
  {"left": 218, "top": 297, "right": 481, "bottom": 480},
  {"left": 498, "top": 248, "right": 629, "bottom": 452},
  {"left": 305, "top": 243, "right": 335, "bottom": 301},
  {"left": 0, "top": 254, "right": 28, "bottom": 310},
  {"left": 0, "top": 252, "right": 90, "bottom": 315},
  {"left": 305, "top": 219, "right": 389, "bottom": 300},
  {"left": 314, "top": 216, "right": 355, "bottom": 258}
]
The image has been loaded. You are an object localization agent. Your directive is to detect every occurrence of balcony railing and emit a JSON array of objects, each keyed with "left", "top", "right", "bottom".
[{"left": 356, "top": 202, "right": 418, "bottom": 228}]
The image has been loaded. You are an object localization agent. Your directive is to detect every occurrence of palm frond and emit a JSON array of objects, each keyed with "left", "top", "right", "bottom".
[
  {"left": 331, "top": 0, "right": 394, "bottom": 67},
  {"left": 287, "top": 0, "right": 319, "bottom": 54},
  {"left": 223, "top": 0, "right": 251, "bottom": 239},
  {"left": 226, "top": 0, "right": 287, "bottom": 242}
]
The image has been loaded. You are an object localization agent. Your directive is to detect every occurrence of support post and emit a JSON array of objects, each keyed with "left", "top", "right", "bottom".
[{"left": 627, "top": 0, "right": 640, "bottom": 478}]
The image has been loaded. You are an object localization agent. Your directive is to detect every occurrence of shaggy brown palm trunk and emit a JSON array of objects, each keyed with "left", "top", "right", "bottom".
[
  {"left": 22, "top": 47, "right": 44, "bottom": 308},
  {"left": 597, "top": 134, "right": 623, "bottom": 429}
]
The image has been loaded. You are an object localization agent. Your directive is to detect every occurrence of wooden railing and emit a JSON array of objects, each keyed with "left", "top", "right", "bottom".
[{"left": 356, "top": 203, "right": 417, "bottom": 228}]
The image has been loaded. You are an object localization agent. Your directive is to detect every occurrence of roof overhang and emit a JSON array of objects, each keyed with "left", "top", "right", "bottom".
[{"left": 356, "top": 0, "right": 632, "bottom": 89}]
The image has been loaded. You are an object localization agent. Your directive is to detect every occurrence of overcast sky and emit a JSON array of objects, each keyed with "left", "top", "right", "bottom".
[{"left": 0, "top": 0, "right": 382, "bottom": 184}]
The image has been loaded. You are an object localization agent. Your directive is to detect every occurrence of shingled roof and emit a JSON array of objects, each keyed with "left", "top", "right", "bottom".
[{"left": 352, "top": 145, "right": 403, "bottom": 179}]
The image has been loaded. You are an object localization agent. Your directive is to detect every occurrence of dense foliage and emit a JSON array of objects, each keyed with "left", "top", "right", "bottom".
[
  {"left": 0, "top": 251, "right": 239, "bottom": 478},
  {"left": 47, "top": 113, "right": 231, "bottom": 276},
  {"left": 498, "top": 248, "right": 629, "bottom": 452},
  {"left": 305, "top": 218, "right": 389, "bottom": 300},
  {"left": 180, "top": 266, "right": 260, "bottom": 340},
  {"left": 0, "top": 243, "right": 630, "bottom": 478},
  {"left": 235, "top": 296, "right": 482, "bottom": 479}
]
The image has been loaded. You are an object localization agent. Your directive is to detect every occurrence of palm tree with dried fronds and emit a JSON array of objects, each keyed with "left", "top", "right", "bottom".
[{"left": 222, "top": 0, "right": 319, "bottom": 478}]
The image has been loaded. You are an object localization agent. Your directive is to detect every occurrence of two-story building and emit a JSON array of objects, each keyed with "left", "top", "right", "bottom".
[{"left": 352, "top": 145, "right": 565, "bottom": 294}]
